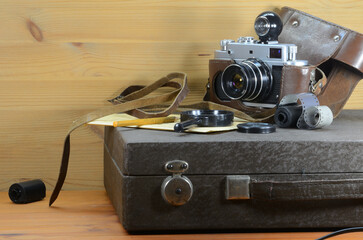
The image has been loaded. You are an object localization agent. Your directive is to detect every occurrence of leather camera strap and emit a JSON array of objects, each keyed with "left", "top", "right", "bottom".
[
  {"left": 310, "top": 68, "right": 327, "bottom": 95},
  {"left": 52, "top": 67, "right": 317, "bottom": 206},
  {"left": 49, "top": 72, "right": 189, "bottom": 206}
]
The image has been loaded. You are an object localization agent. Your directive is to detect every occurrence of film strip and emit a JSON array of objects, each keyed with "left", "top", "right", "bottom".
[{"left": 276, "top": 93, "right": 333, "bottom": 129}]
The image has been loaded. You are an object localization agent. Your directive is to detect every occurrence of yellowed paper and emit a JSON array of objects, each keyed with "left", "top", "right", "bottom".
[{"left": 88, "top": 113, "right": 247, "bottom": 133}]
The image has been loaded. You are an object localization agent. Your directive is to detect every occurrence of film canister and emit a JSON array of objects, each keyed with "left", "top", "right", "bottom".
[
  {"left": 9, "top": 179, "right": 46, "bottom": 204},
  {"left": 274, "top": 104, "right": 302, "bottom": 128}
]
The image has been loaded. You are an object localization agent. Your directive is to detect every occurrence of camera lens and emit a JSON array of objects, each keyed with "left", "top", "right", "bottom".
[
  {"left": 221, "top": 58, "right": 272, "bottom": 101},
  {"left": 232, "top": 73, "right": 244, "bottom": 89},
  {"left": 254, "top": 16, "right": 270, "bottom": 36},
  {"left": 254, "top": 12, "right": 283, "bottom": 42},
  {"left": 220, "top": 64, "right": 248, "bottom": 99}
]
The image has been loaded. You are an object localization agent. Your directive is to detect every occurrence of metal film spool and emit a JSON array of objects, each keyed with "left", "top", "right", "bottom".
[{"left": 278, "top": 93, "right": 333, "bottom": 129}]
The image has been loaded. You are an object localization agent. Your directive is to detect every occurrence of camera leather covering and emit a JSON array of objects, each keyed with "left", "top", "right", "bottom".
[
  {"left": 204, "top": 7, "right": 363, "bottom": 119},
  {"left": 279, "top": 7, "right": 363, "bottom": 117},
  {"left": 279, "top": 65, "right": 315, "bottom": 101},
  {"left": 205, "top": 59, "right": 314, "bottom": 119}
]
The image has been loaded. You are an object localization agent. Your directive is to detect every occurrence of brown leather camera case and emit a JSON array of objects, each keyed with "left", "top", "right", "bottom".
[
  {"left": 204, "top": 7, "right": 363, "bottom": 118},
  {"left": 279, "top": 7, "right": 363, "bottom": 117},
  {"left": 205, "top": 59, "right": 315, "bottom": 118}
]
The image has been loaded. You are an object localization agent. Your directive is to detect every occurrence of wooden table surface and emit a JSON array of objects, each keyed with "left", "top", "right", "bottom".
[{"left": 0, "top": 190, "right": 362, "bottom": 240}]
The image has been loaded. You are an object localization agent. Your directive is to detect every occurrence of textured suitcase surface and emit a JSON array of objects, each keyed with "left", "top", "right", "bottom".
[{"left": 104, "top": 110, "right": 363, "bottom": 231}]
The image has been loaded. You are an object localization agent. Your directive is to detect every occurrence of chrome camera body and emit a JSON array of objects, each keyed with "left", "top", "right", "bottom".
[{"left": 213, "top": 12, "right": 308, "bottom": 107}]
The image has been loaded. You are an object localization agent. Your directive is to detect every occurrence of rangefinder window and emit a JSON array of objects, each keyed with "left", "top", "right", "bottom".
[{"left": 270, "top": 48, "right": 282, "bottom": 59}]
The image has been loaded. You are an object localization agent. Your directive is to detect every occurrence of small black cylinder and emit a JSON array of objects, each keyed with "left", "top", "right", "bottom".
[
  {"left": 9, "top": 179, "right": 46, "bottom": 204},
  {"left": 274, "top": 104, "right": 302, "bottom": 128}
]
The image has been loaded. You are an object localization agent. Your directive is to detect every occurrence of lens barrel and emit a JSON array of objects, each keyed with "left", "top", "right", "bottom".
[{"left": 220, "top": 58, "right": 272, "bottom": 102}]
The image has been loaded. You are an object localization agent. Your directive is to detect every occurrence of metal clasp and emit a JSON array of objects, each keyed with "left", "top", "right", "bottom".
[
  {"left": 164, "top": 160, "right": 189, "bottom": 174},
  {"left": 161, "top": 160, "right": 193, "bottom": 206}
]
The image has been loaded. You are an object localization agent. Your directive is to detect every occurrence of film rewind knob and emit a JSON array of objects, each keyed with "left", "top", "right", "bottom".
[{"left": 161, "top": 160, "right": 193, "bottom": 206}]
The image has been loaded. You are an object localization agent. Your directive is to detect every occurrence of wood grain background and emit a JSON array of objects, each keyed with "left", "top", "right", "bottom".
[{"left": 0, "top": 0, "right": 362, "bottom": 191}]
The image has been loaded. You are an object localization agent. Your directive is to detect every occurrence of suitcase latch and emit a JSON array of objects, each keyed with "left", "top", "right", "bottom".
[{"left": 161, "top": 160, "right": 193, "bottom": 206}]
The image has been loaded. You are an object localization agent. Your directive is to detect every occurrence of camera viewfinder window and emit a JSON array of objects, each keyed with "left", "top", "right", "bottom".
[{"left": 270, "top": 48, "right": 282, "bottom": 59}]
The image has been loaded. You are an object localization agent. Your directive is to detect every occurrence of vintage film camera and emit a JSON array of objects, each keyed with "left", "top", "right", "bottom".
[{"left": 204, "top": 11, "right": 313, "bottom": 112}]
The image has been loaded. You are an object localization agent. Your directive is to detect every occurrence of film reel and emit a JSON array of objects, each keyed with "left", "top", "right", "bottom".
[{"left": 275, "top": 93, "right": 333, "bottom": 129}]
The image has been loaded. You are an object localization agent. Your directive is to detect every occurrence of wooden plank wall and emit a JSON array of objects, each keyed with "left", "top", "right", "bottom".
[{"left": 0, "top": 0, "right": 362, "bottom": 191}]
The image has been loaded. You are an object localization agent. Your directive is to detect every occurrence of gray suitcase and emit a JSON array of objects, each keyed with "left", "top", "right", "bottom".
[{"left": 104, "top": 110, "right": 363, "bottom": 231}]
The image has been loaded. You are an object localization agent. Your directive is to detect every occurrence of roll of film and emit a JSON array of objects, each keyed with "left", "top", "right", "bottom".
[
  {"left": 275, "top": 93, "right": 333, "bottom": 129},
  {"left": 304, "top": 105, "right": 333, "bottom": 129},
  {"left": 274, "top": 104, "right": 302, "bottom": 128},
  {"left": 9, "top": 179, "right": 46, "bottom": 204}
]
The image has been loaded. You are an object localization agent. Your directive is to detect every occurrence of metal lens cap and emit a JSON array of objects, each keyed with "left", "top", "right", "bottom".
[{"left": 237, "top": 123, "right": 276, "bottom": 134}]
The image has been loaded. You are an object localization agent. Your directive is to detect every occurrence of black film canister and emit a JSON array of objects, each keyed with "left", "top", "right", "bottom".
[
  {"left": 9, "top": 179, "right": 46, "bottom": 204},
  {"left": 274, "top": 104, "right": 302, "bottom": 128}
]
